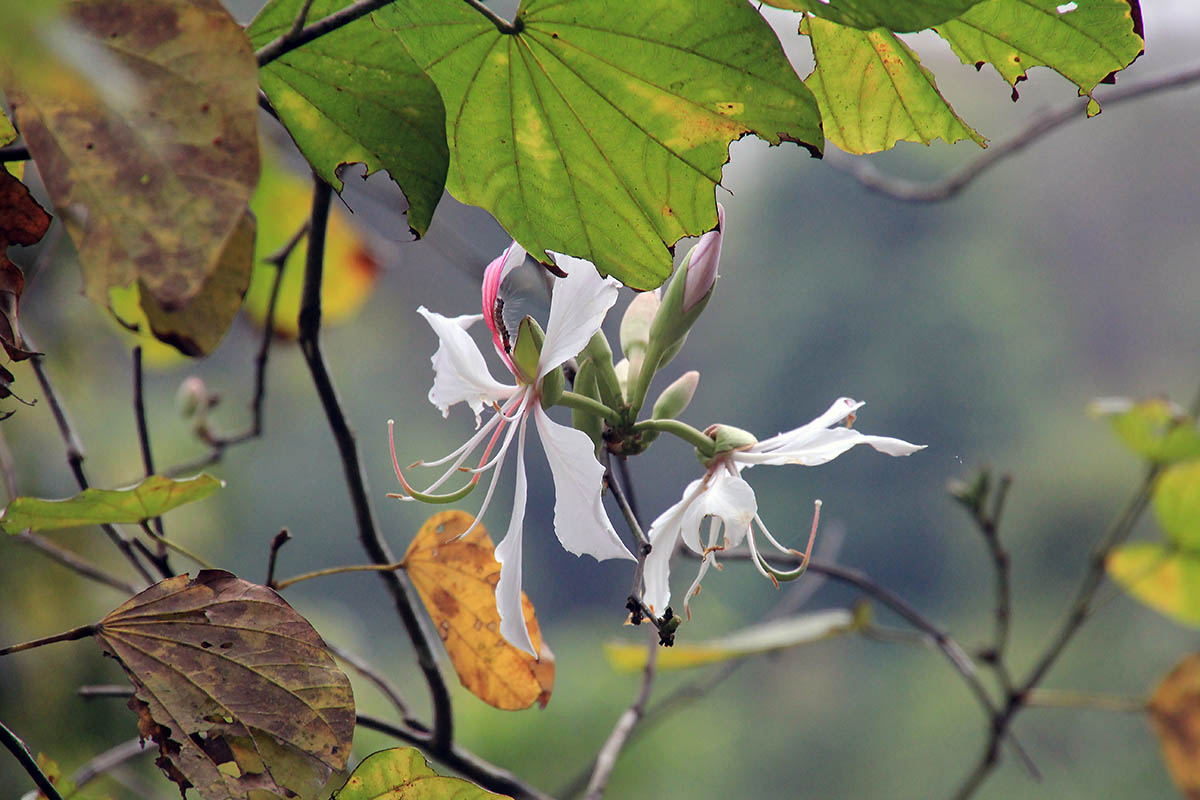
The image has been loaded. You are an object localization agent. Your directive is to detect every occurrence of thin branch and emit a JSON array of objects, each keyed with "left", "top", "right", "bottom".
[
  {"left": 826, "top": 61, "right": 1200, "bottom": 203},
  {"left": 295, "top": 175, "right": 453, "bottom": 751},
  {"left": 355, "top": 714, "right": 555, "bottom": 800},
  {"left": 164, "top": 222, "right": 303, "bottom": 477},
  {"left": 68, "top": 738, "right": 150, "bottom": 794},
  {"left": 1, "top": 720, "right": 64, "bottom": 800},
  {"left": 24, "top": 333, "right": 156, "bottom": 585},
  {"left": 265, "top": 529, "right": 292, "bottom": 586},
  {"left": 459, "top": 0, "right": 522, "bottom": 34},
  {"left": 14, "top": 532, "right": 138, "bottom": 595},
  {"left": 0, "top": 143, "right": 30, "bottom": 162},
  {"left": 583, "top": 627, "right": 659, "bottom": 800},
  {"left": 272, "top": 561, "right": 404, "bottom": 591},
  {"left": 326, "top": 642, "right": 427, "bottom": 734},
  {"left": 1024, "top": 689, "right": 1146, "bottom": 713},
  {"left": 0, "top": 624, "right": 95, "bottom": 657},
  {"left": 133, "top": 347, "right": 173, "bottom": 574},
  {"left": 256, "top": 0, "right": 400, "bottom": 68}
]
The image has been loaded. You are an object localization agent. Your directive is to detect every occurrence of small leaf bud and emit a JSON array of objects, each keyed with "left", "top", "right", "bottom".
[{"left": 176, "top": 376, "right": 208, "bottom": 418}]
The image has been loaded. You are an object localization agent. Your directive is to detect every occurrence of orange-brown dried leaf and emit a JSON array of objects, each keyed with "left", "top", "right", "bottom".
[
  {"left": 0, "top": 169, "right": 50, "bottom": 361},
  {"left": 402, "top": 510, "right": 554, "bottom": 710},
  {"left": 1150, "top": 652, "right": 1200, "bottom": 799},
  {"left": 95, "top": 570, "right": 354, "bottom": 800}
]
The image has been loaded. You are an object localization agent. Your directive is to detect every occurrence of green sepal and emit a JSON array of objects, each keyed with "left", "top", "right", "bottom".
[
  {"left": 700, "top": 424, "right": 757, "bottom": 466},
  {"left": 512, "top": 316, "right": 544, "bottom": 384},
  {"left": 584, "top": 331, "right": 625, "bottom": 411},
  {"left": 541, "top": 364, "right": 564, "bottom": 410}
]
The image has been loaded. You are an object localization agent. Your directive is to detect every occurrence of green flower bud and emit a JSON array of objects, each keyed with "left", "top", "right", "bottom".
[
  {"left": 511, "top": 315, "right": 544, "bottom": 384},
  {"left": 652, "top": 371, "right": 699, "bottom": 421},
  {"left": 571, "top": 358, "right": 604, "bottom": 454},
  {"left": 583, "top": 330, "right": 624, "bottom": 410},
  {"left": 614, "top": 358, "right": 630, "bottom": 398}
]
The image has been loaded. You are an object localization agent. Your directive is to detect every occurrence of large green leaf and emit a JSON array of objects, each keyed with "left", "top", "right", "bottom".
[
  {"left": 605, "top": 608, "right": 861, "bottom": 670},
  {"left": 802, "top": 16, "right": 985, "bottom": 154},
  {"left": 761, "top": 0, "right": 984, "bottom": 32},
  {"left": 334, "top": 747, "right": 507, "bottom": 800},
  {"left": 1089, "top": 397, "right": 1200, "bottom": 464},
  {"left": 379, "top": 0, "right": 822, "bottom": 290},
  {"left": 935, "top": 0, "right": 1143, "bottom": 112},
  {"left": 1154, "top": 462, "right": 1200, "bottom": 551},
  {"left": 4, "top": 0, "right": 260, "bottom": 309},
  {"left": 247, "top": 0, "right": 448, "bottom": 237},
  {"left": 97, "top": 570, "right": 355, "bottom": 800},
  {"left": 1107, "top": 543, "right": 1200, "bottom": 628},
  {"left": 0, "top": 474, "right": 222, "bottom": 533}
]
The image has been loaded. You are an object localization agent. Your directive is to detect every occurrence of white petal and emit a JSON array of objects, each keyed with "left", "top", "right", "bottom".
[
  {"left": 739, "top": 427, "right": 924, "bottom": 467},
  {"left": 753, "top": 397, "right": 864, "bottom": 454},
  {"left": 537, "top": 255, "right": 620, "bottom": 379},
  {"left": 643, "top": 480, "right": 705, "bottom": 613},
  {"left": 494, "top": 418, "right": 536, "bottom": 656},
  {"left": 533, "top": 405, "right": 634, "bottom": 561},
  {"left": 418, "top": 307, "right": 515, "bottom": 425},
  {"left": 689, "top": 471, "right": 757, "bottom": 549}
]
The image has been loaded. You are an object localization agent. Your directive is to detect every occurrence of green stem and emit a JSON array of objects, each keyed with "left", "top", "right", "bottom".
[
  {"left": 632, "top": 419, "right": 714, "bottom": 456},
  {"left": 557, "top": 391, "right": 622, "bottom": 425},
  {"left": 1, "top": 720, "right": 64, "bottom": 800},
  {"left": 0, "top": 624, "right": 96, "bottom": 656},
  {"left": 274, "top": 562, "right": 404, "bottom": 591}
]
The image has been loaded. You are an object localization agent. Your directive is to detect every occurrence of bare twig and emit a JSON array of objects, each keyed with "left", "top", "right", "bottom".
[
  {"left": 459, "top": 0, "right": 522, "bottom": 34},
  {"left": 133, "top": 347, "right": 173, "bottom": 574},
  {"left": 1024, "top": 689, "right": 1146, "bottom": 713},
  {"left": 583, "top": 628, "right": 659, "bottom": 800},
  {"left": 24, "top": 333, "right": 156, "bottom": 585},
  {"left": 0, "top": 143, "right": 30, "bottom": 162},
  {"left": 272, "top": 561, "right": 404, "bottom": 591},
  {"left": 165, "top": 221, "right": 302, "bottom": 477},
  {"left": 265, "top": 529, "right": 293, "bottom": 587},
  {"left": 326, "top": 642, "right": 427, "bottom": 734},
  {"left": 16, "top": 737, "right": 151, "bottom": 800},
  {"left": 256, "top": 0, "right": 400, "bottom": 67},
  {"left": 295, "top": 175, "right": 453, "bottom": 751},
  {"left": 1, "top": 720, "right": 63, "bottom": 800},
  {"left": 14, "top": 532, "right": 138, "bottom": 595},
  {"left": 826, "top": 61, "right": 1200, "bottom": 203}
]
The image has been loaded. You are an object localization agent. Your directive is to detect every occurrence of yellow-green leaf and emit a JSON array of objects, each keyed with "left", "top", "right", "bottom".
[
  {"left": 762, "top": 0, "right": 985, "bottom": 32},
  {"left": 0, "top": 474, "right": 222, "bottom": 533},
  {"left": 1149, "top": 653, "right": 1200, "bottom": 800},
  {"left": 0, "top": 110, "right": 15, "bottom": 147},
  {"left": 335, "top": 748, "right": 508, "bottom": 800},
  {"left": 605, "top": 608, "right": 860, "bottom": 671},
  {"left": 935, "top": 0, "right": 1144, "bottom": 111},
  {"left": 4, "top": 0, "right": 260, "bottom": 310},
  {"left": 803, "top": 16, "right": 986, "bottom": 154},
  {"left": 401, "top": 511, "right": 554, "bottom": 711},
  {"left": 1090, "top": 397, "right": 1200, "bottom": 464},
  {"left": 1107, "top": 543, "right": 1200, "bottom": 628},
  {"left": 1155, "top": 462, "right": 1200, "bottom": 551},
  {"left": 96, "top": 570, "right": 355, "bottom": 800},
  {"left": 379, "top": 0, "right": 822, "bottom": 290}
]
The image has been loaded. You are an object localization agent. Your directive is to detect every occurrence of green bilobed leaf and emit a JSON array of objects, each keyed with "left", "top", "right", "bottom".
[
  {"left": 379, "top": 0, "right": 822, "bottom": 291},
  {"left": 802, "top": 16, "right": 986, "bottom": 154},
  {"left": 247, "top": 0, "right": 448, "bottom": 237},
  {"left": 1154, "top": 462, "right": 1200, "bottom": 551},
  {"left": 605, "top": 608, "right": 861, "bottom": 671},
  {"left": 0, "top": 474, "right": 222, "bottom": 533},
  {"left": 4, "top": 0, "right": 260, "bottom": 310},
  {"left": 335, "top": 747, "right": 508, "bottom": 800},
  {"left": 761, "top": 0, "right": 984, "bottom": 32},
  {"left": 1090, "top": 397, "right": 1200, "bottom": 463},
  {"left": 96, "top": 571, "right": 355, "bottom": 800},
  {"left": 1107, "top": 543, "right": 1200, "bottom": 628},
  {"left": 935, "top": 0, "right": 1144, "bottom": 110}
]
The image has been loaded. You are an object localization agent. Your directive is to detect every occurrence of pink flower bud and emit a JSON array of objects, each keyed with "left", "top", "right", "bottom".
[{"left": 682, "top": 203, "right": 724, "bottom": 313}]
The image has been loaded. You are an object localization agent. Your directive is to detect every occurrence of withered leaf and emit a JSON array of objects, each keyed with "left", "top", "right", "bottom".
[
  {"left": 95, "top": 570, "right": 355, "bottom": 800},
  {"left": 402, "top": 511, "right": 554, "bottom": 711},
  {"left": 0, "top": 169, "right": 50, "bottom": 361},
  {"left": 1150, "top": 653, "right": 1200, "bottom": 799},
  {"left": 335, "top": 747, "right": 509, "bottom": 800},
  {"left": 4, "top": 0, "right": 259, "bottom": 311}
]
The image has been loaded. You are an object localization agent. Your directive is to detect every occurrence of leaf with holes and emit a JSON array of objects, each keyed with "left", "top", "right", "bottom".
[
  {"left": 379, "top": 0, "right": 822, "bottom": 290},
  {"left": 1090, "top": 397, "right": 1200, "bottom": 464},
  {"left": 934, "top": 0, "right": 1144, "bottom": 113},
  {"left": 0, "top": 474, "right": 222, "bottom": 533},
  {"left": 335, "top": 748, "right": 508, "bottom": 800},
  {"left": 802, "top": 15, "right": 986, "bottom": 154},
  {"left": 761, "top": 0, "right": 985, "bottom": 32},
  {"left": 96, "top": 570, "right": 355, "bottom": 800},
  {"left": 248, "top": 0, "right": 448, "bottom": 237},
  {"left": 1150, "top": 653, "right": 1200, "bottom": 799},
  {"left": 605, "top": 607, "right": 863, "bottom": 671},
  {"left": 3, "top": 0, "right": 260, "bottom": 310},
  {"left": 401, "top": 511, "right": 554, "bottom": 711}
]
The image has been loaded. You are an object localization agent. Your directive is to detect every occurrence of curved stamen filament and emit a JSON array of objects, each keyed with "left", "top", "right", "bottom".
[
  {"left": 455, "top": 411, "right": 528, "bottom": 542},
  {"left": 389, "top": 419, "right": 482, "bottom": 503}
]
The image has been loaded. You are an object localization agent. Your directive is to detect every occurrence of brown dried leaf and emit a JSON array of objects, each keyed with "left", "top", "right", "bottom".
[
  {"left": 1150, "top": 653, "right": 1200, "bottom": 799},
  {"left": 402, "top": 511, "right": 554, "bottom": 711},
  {"left": 95, "top": 570, "right": 354, "bottom": 800},
  {"left": 5, "top": 0, "right": 259, "bottom": 311},
  {"left": 0, "top": 169, "right": 51, "bottom": 361}
]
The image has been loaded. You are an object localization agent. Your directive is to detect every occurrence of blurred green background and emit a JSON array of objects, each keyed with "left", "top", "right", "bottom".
[{"left": 2, "top": 2, "right": 1199, "bottom": 798}]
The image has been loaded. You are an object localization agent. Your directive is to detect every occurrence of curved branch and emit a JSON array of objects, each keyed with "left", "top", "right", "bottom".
[
  {"left": 826, "top": 61, "right": 1200, "bottom": 203},
  {"left": 256, "top": 0, "right": 400, "bottom": 68}
]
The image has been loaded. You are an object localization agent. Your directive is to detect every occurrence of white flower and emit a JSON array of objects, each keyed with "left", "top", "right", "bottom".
[
  {"left": 643, "top": 397, "right": 923, "bottom": 616},
  {"left": 391, "top": 242, "right": 634, "bottom": 656}
]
